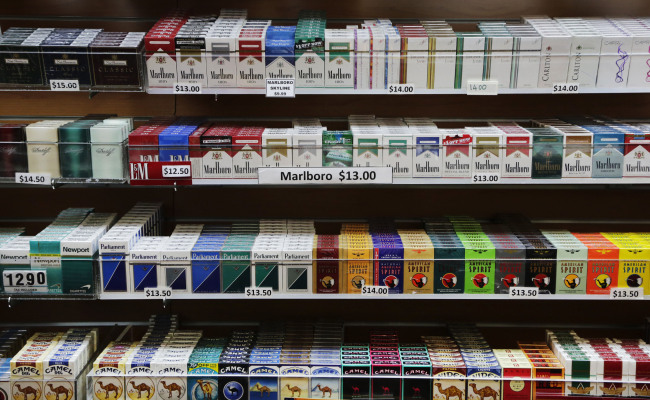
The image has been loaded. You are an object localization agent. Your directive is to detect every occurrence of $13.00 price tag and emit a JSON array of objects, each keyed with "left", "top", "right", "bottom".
[
  {"left": 472, "top": 173, "right": 500, "bottom": 184},
  {"left": 15, "top": 172, "right": 51, "bottom": 185},
  {"left": 388, "top": 84, "right": 415, "bottom": 94},
  {"left": 162, "top": 165, "right": 191, "bottom": 178},
  {"left": 3, "top": 271, "right": 48, "bottom": 293},
  {"left": 145, "top": 287, "right": 172, "bottom": 299},
  {"left": 553, "top": 83, "right": 580, "bottom": 94},
  {"left": 258, "top": 167, "right": 393, "bottom": 185},
  {"left": 361, "top": 285, "right": 389, "bottom": 297},
  {"left": 50, "top": 79, "right": 79, "bottom": 91},
  {"left": 174, "top": 82, "right": 202, "bottom": 94},
  {"left": 245, "top": 288, "right": 273, "bottom": 298},
  {"left": 509, "top": 287, "right": 539, "bottom": 299},
  {"left": 610, "top": 287, "right": 644, "bottom": 300}
]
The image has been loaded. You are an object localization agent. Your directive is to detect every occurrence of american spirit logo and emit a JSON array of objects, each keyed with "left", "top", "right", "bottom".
[{"left": 561, "top": 262, "right": 585, "bottom": 274}]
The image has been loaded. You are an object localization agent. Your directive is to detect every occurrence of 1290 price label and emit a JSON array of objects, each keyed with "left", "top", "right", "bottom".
[
  {"left": 509, "top": 287, "right": 539, "bottom": 298},
  {"left": 162, "top": 165, "right": 191, "bottom": 178},
  {"left": 361, "top": 285, "right": 389, "bottom": 296},
  {"left": 3, "top": 271, "right": 48, "bottom": 293},
  {"left": 145, "top": 287, "right": 172, "bottom": 298},
  {"left": 174, "top": 83, "right": 202, "bottom": 94},
  {"left": 245, "top": 288, "right": 273, "bottom": 298},
  {"left": 611, "top": 288, "right": 644, "bottom": 300}
]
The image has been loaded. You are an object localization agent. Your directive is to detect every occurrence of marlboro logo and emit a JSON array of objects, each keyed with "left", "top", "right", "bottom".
[
  {"left": 156, "top": 56, "right": 166, "bottom": 64},
  {"left": 306, "top": 57, "right": 315, "bottom": 64},
  {"left": 636, "top": 151, "right": 645, "bottom": 159}
]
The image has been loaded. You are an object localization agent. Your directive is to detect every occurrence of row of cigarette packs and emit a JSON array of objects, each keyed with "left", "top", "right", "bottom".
[
  {"left": 145, "top": 9, "right": 650, "bottom": 90},
  {"left": 0, "top": 28, "right": 145, "bottom": 88},
  {"left": 0, "top": 116, "right": 132, "bottom": 180},
  {"left": 127, "top": 116, "right": 650, "bottom": 180}
]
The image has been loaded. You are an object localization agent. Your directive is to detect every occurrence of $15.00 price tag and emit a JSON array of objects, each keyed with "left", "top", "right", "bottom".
[
  {"left": 611, "top": 287, "right": 644, "bottom": 300},
  {"left": 361, "top": 285, "right": 389, "bottom": 297},
  {"left": 388, "top": 84, "right": 415, "bottom": 94},
  {"left": 3, "top": 271, "right": 48, "bottom": 293},
  {"left": 15, "top": 172, "right": 51, "bottom": 185},
  {"left": 145, "top": 287, "right": 172, "bottom": 299},
  {"left": 245, "top": 288, "right": 273, "bottom": 298},
  {"left": 50, "top": 79, "right": 79, "bottom": 91},
  {"left": 509, "top": 287, "right": 539, "bottom": 299},
  {"left": 174, "top": 82, "right": 202, "bottom": 94},
  {"left": 162, "top": 165, "right": 191, "bottom": 178},
  {"left": 553, "top": 83, "right": 580, "bottom": 94},
  {"left": 472, "top": 173, "right": 500, "bottom": 184}
]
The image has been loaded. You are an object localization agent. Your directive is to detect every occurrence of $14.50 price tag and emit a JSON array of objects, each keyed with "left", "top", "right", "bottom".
[
  {"left": 472, "top": 173, "right": 500, "bottom": 184},
  {"left": 50, "top": 79, "right": 79, "bottom": 91},
  {"left": 145, "top": 287, "right": 172, "bottom": 299},
  {"left": 553, "top": 83, "right": 580, "bottom": 94},
  {"left": 611, "top": 288, "right": 644, "bottom": 300},
  {"left": 174, "top": 82, "right": 202, "bottom": 94},
  {"left": 509, "top": 287, "right": 539, "bottom": 299},
  {"left": 361, "top": 285, "right": 389, "bottom": 297},
  {"left": 388, "top": 84, "right": 415, "bottom": 94},
  {"left": 3, "top": 271, "right": 48, "bottom": 293},
  {"left": 162, "top": 165, "right": 191, "bottom": 178},
  {"left": 245, "top": 288, "right": 273, "bottom": 298},
  {"left": 15, "top": 172, "right": 51, "bottom": 185},
  {"left": 266, "top": 79, "right": 295, "bottom": 98}
]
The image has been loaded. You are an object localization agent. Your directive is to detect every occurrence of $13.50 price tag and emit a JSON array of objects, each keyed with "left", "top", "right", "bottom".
[
  {"left": 162, "top": 165, "right": 191, "bottom": 178},
  {"left": 3, "top": 271, "right": 48, "bottom": 293},
  {"left": 245, "top": 288, "right": 273, "bottom": 298},
  {"left": 611, "top": 288, "right": 644, "bottom": 300},
  {"left": 15, "top": 172, "right": 51, "bottom": 185},
  {"left": 472, "top": 173, "right": 500, "bottom": 184},
  {"left": 174, "top": 82, "right": 202, "bottom": 94},
  {"left": 553, "top": 83, "right": 580, "bottom": 94},
  {"left": 388, "top": 84, "right": 415, "bottom": 94},
  {"left": 361, "top": 285, "right": 389, "bottom": 297},
  {"left": 145, "top": 287, "right": 172, "bottom": 299},
  {"left": 509, "top": 287, "right": 539, "bottom": 299},
  {"left": 50, "top": 79, "right": 79, "bottom": 91}
]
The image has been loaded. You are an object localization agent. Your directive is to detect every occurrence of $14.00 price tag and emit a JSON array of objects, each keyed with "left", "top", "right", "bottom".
[
  {"left": 266, "top": 79, "right": 295, "bottom": 98},
  {"left": 145, "top": 287, "right": 172, "bottom": 299},
  {"left": 388, "top": 84, "right": 415, "bottom": 94},
  {"left": 162, "top": 165, "right": 191, "bottom": 178},
  {"left": 174, "top": 82, "right": 202, "bottom": 94},
  {"left": 509, "top": 287, "right": 539, "bottom": 299},
  {"left": 245, "top": 288, "right": 273, "bottom": 298},
  {"left": 15, "top": 172, "right": 51, "bottom": 185},
  {"left": 361, "top": 285, "right": 389, "bottom": 297},
  {"left": 50, "top": 79, "right": 79, "bottom": 91},
  {"left": 467, "top": 80, "right": 499, "bottom": 95},
  {"left": 472, "top": 173, "right": 500, "bottom": 184},
  {"left": 610, "top": 287, "right": 644, "bottom": 300},
  {"left": 553, "top": 83, "right": 580, "bottom": 94},
  {"left": 3, "top": 271, "right": 48, "bottom": 293}
]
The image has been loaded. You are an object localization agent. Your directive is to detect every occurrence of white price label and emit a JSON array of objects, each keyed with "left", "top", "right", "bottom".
[
  {"left": 388, "top": 84, "right": 415, "bottom": 94},
  {"left": 472, "top": 173, "right": 500, "bottom": 184},
  {"left": 258, "top": 168, "right": 393, "bottom": 185},
  {"left": 361, "top": 285, "right": 389, "bottom": 297},
  {"left": 174, "top": 82, "right": 202, "bottom": 94},
  {"left": 145, "top": 287, "right": 172, "bottom": 299},
  {"left": 611, "top": 287, "right": 644, "bottom": 300},
  {"left": 553, "top": 83, "right": 580, "bottom": 94},
  {"left": 266, "top": 79, "right": 295, "bottom": 98},
  {"left": 15, "top": 172, "right": 51, "bottom": 185},
  {"left": 245, "top": 288, "right": 273, "bottom": 298},
  {"left": 50, "top": 79, "right": 79, "bottom": 91},
  {"left": 509, "top": 287, "right": 539, "bottom": 299},
  {"left": 3, "top": 271, "right": 48, "bottom": 293},
  {"left": 467, "top": 80, "right": 499, "bottom": 95},
  {"left": 162, "top": 165, "right": 191, "bottom": 178}
]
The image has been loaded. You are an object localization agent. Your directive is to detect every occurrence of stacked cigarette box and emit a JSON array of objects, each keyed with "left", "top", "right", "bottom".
[
  {"left": 536, "top": 118, "right": 593, "bottom": 178},
  {"left": 39, "top": 28, "right": 101, "bottom": 87},
  {"left": 478, "top": 23, "right": 514, "bottom": 88},
  {"left": 0, "top": 236, "right": 31, "bottom": 293},
  {"left": 518, "top": 338, "right": 565, "bottom": 399},
  {"left": 206, "top": 10, "right": 246, "bottom": 88},
  {"left": 237, "top": 20, "right": 270, "bottom": 88},
  {"left": 144, "top": 11, "right": 188, "bottom": 88},
  {"left": 494, "top": 349, "right": 534, "bottom": 400},
  {"left": 467, "top": 126, "right": 503, "bottom": 177},
  {"left": 422, "top": 335, "right": 466, "bottom": 400},
  {"left": 295, "top": 10, "right": 326, "bottom": 88},
  {"left": 265, "top": 26, "right": 296, "bottom": 80},
  {"left": 421, "top": 21, "right": 456, "bottom": 90},
  {"left": 541, "top": 230, "right": 588, "bottom": 295},
  {"left": 491, "top": 122, "right": 533, "bottom": 178},
  {"left": 88, "top": 31, "right": 145, "bottom": 88},
  {"left": 174, "top": 16, "right": 215, "bottom": 87}
]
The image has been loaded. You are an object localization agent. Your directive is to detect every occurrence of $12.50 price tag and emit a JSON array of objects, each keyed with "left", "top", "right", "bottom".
[
  {"left": 174, "top": 82, "right": 202, "bottom": 94},
  {"left": 388, "top": 84, "right": 415, "bottom": 94},
  {"left": 15, "top": 172, "right": 51, "bottom": 185},
  {"left": 162, "top": 165, "right": 191, "bottom": 178},
  {"left": 361, "top": 285, "right": 389, "bottom": 297},
  {"left": 509, "top": 287, "right": 539, "bottom": 299},
  {"left": 3, "top": 271, "right": 48, "bottom": 293},
  {"left": 553, "top": 83, "right": 580, "bottom": 94},
  {"left": 145, "top": 287, "right": 172, "bottom": 299},
  {"left": 611, "top": 287, "right": 644, "bottom": 300},
  {"left": 245, "top": 288, "right": 273, "bottom": 298},
  {"left": 472, "top": 173, "right": 500, "bottom": 184},
  {"left": 50, "top": 79, "right": 79, "bottom": 91}
]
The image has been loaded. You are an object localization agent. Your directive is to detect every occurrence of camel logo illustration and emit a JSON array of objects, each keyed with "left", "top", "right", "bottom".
[
  {"left": 95, "top": 381, "right": 122, "bottom": 400},
  {"left": 321, "top": 276, "right": 335, "bottom": 289},
  {"left": 595, "top": 274, "right": 611, "bottom": 289},
  {"left": 128, "top": 380, "right": 154, "bottom": 400},
  {"left": 501, "top": 274, "right": 519, "bottom": 288},
  {"left": 351, "top": 387, "right": 360, "bottom": 396},
  {"left": 441, "top": 273, "right": 457, "bottom": 288},
  {"left": 411, "top": 387, "right": 421, "bottom": 397},
  {"left": 411, "top": 273, "right": 427, "bottom": 288},
  {"left": 627, "top": 274, "right": 643, "bottom": 287},
  {"left": 472, "top": 274, "right": 488, "bottom": 288},
  {"left": 313, "top": 385, "right": 332, "bottom": 398},
  {"left": 381, "top": 387, "right": 390, "bottom": 395},
  {"left": 159, "top": 381, "right": 184, "bottom": 399},
  {"left": 46, "top": 383, "right": 72, "bottom": 400},
  {"left": 14, "top": 384, "right": 41, "bottom": 400},
  {"left": 251, "top": 384, "right": 271, "bottom": 397},
  {"left": 468, "top": 383, "right": 499, "bottom": 400},
  {"left": 284, "top": 385, "right": 301, "bottom": 397},
  {"left": 434, "top": 383, "right": 463, "bottom": 400},
  {"left": 564, "top": 274, "right": 580, "bottom": 289},
  {"left": 223, "top": 381, "right": 243, "bottom": 400},
  {"left": 194, "top": 380, "right": 216, "bottom": 400},
  {"left": 351, "top": 276, "right": 365, "bottom": 289}
]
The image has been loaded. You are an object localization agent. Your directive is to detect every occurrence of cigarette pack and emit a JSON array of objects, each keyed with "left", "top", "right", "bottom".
[{"left": 442, "top": 130, "right": 472, "bottom": 178}]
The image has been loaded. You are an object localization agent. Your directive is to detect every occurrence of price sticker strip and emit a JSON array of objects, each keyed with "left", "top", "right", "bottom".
[
  {"left": 472, "top": 173, "right": 500, "bottom": 183},
  {"left": 361, "top": 285, "right": 389, "bottom": 297},
  {"left": 509, "top": 286, "right": 539, "bottom": 299},
  {"left": 553, "top": 83, "right": 580, "bottom": 94},
  {"left": 388, "top": 84, "right": 415, "bottom": 94},
  {"left": 258, "top": 167, "right": 393, "bottom": 185},
  {"left": 15, "top": 172, "right": 51, "bottom": 186},
  {"left": 266, "top": 79, "right": 295, "bottom": 98},
  {"left": 3, "top": 271, "right": 48, "bottom": 293},
  {"left": 145, "top": 287, "right": 173, "bottom": 299},
  {"left": 174, "top": 82, "right": 202, "bottom": 94},
  {"left": 610, "top": 287, "right": 644, "bottom": 300},
  {"left": 162, "top": 165, "right": 191, "bottom": 178},
  {"left": 245, "top": 287, "right": 273, "bottom": 298},
  {"left": 50, "top": 79, "right": 80, "bottom": 91}
]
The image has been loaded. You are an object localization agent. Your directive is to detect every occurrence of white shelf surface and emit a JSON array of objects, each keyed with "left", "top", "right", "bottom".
[
  {"left": 190, "top": 178, "right": 650, "bottom": 185},
  {"left": 99, "top": 293, "right": 645, "bottom": 300}
]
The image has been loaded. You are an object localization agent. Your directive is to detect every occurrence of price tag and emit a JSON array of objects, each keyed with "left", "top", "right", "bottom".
[
  {"left": 3, "top": 271, "right": 48, "bottom": 293},
  {"left": 472, "top": 173, "right": 500, "bottom": 184},
  {"left": 50, "top": 79, "right": 79, "bottom": 91},
  {"left": 258, "top": 167, "right": 393, "bottom": 185},
  {"left": 361, "top": 285, "right": 389, "bottom": 297},
  {"left": 145, "top": 287, "right": 172, "bottom": 299},
  {"left": 174, "top": 82, "right": 202, "bottom": 94},
  {"left": 15, "top": 172, "right": 51, "bottom": 185},
  {"left": 553, "top": 83, "right": 580, "bottom": 94},
  {"left": 610, "top": 287, "right": 644, "bottom": 300},
  {"left": 162, "top": 165, "right": 191, "bottom": 178},
  {"left": 245, "top": 288, "right": 273, "bottom": 298},
  {"left": 509, "top": 287, "right": 539, "bottom": 299},
  {"left": 388, "top": 84, "right": 415, "bottom": 94},
  {"left": 266, "top": 79, "right": 295, "bottom": 98},
  {"left": 467, "top": 80, "right": 499, "bottom": 95}
]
